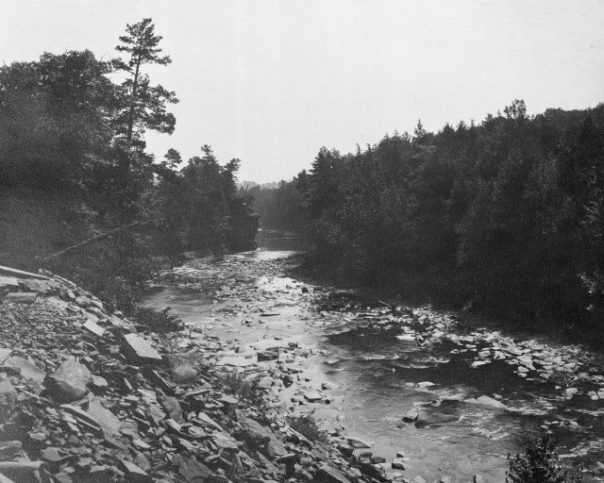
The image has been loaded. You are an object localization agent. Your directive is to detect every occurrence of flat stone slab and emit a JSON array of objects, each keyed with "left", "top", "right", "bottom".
[
  {"left": 347, "top": 437, "right": 372, "bottom": 449},
  {"left": 238, "top": 416, "right": 273, "bottom": 443},
  {"left": 122, "top": 334, "right": 162, "bottom": 364},
  {"left": 303, "top": 391, "right": 323, "bottom": 402},
  {"left": 119, "top": 459, "right": 151, "bottom": 483},
  {"left": 0, "top": 276, "right": 20, "bottom": 288},
  {"left": 4, "top": 292, "right": 37, "bottom": 303},
  {"left": 0, "top": 348, "right": 12, "bottom": 364},
  {"left": 83, "top": 319, "right": 106, "bottom": 338}
]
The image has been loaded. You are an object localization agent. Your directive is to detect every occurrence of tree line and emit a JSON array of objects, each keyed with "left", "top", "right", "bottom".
[
  {"left": 257, "top": 101, "right": 604, "bottom": 344},
  {"left": 0, "top": 18, "right": 257, "bottom": 311}
]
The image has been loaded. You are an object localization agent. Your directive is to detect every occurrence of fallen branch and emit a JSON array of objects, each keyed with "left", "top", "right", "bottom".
[
  {"left": 0, "top": 265, "right": 48, "bottom": 280},
  {"left": 40, "top": 221, "right": 142, "bottom": 261}
]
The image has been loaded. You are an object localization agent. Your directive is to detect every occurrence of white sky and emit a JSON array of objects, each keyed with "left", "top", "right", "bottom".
[{"left": 1, "top": 0, "right": 604, "bottom": 183}]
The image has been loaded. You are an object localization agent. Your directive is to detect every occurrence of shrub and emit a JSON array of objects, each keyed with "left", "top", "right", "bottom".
[
  {"left": 218, "top": 369, "right": 264, "bottom": 404},
  {"left": 506, "top": 435, "right": 581, "bottom": 483}
]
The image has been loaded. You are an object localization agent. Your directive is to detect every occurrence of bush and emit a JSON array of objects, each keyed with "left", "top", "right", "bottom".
[
  {"left": 506, "top": 435, "right": 581, "bottom": 483},
  {"left": 217, "top": 369, "right": 264, "bottom": 404}
]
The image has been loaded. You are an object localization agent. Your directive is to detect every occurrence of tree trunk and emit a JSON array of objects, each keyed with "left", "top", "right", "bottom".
[{"left": 126, "top": 55, "right": 141, "bottom": 146}]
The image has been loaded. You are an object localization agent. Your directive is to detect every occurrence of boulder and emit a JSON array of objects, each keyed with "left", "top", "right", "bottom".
[
  {"left": 46, "top": 357, "right": 91, "bottom": 402},
  {"left": 121, "top": 334, "right": 162, "bottom": 365},
  {"left": 257, "top": 349, "right": 279, "bottom": 362},
  {"left": 238, "top": 417, "right": 273, "bottom": 444},
  {"left": 403, "top": 407, "right": 420, "bottom": 422}
]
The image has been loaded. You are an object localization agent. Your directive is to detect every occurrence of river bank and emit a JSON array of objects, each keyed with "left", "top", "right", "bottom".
[
  {"left": 0, "top": 264, "right": 384, "bottom": 483},
  {"left": 2, "top": 241, "right": 600, "bottom": 482}
]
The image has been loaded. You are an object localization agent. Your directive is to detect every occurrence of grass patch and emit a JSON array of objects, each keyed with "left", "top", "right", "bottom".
[{"left": 217, "top": 369, "right": 264, "bottom": 404}]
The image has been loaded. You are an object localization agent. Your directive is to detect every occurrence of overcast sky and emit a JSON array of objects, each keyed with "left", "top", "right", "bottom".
[{"left": 1, "top": 1, "right": 604, "bottom": 183}]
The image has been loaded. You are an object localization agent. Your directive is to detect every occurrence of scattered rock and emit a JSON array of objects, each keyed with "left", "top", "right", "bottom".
[
  {"left": 303, "top": 391, "right": 322, "bottom": 402},
  {"left": 238, "top": 416, "right": 273, "bottom": 444},
  {"left": 347, "top": 437, "right": 372, "bottom": 449},
  {"left": 464, "top": 395, "right": 508, "bottom": 411},
  {"left": 257, "top": 349, "right": 279, "bottom": 361},
  {"left": 403, "top": 408, "right": 420, "bottom": 422}
]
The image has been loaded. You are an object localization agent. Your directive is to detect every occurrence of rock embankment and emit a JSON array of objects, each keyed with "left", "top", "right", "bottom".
[{"left": 0, "top": 265, "right": 396, "bottom": 483}]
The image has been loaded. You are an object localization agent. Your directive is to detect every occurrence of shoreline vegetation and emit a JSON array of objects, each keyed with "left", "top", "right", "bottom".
[
  {"left": 0, "top": 18, "right": 258, "bottom": 314},
  {"left": 251, "top": 101, "right": 604, "bottom": 349}
]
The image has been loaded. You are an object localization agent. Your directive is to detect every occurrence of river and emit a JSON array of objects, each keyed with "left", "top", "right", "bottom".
[{"left": 142, "top": 232, "right": 604, "bottom": 482}]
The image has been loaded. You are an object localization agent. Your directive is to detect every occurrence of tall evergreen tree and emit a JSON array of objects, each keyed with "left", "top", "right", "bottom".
[{"left": 113, "top": 18, "right": 178, "bottom": 150}]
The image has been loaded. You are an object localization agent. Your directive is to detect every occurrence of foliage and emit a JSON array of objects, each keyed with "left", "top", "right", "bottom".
[
  {"left": 267, "top": 101, "right": 604, "bottom": 342},
  {"left": 0, "top": 18, "right": 258, "bottom": 313},
  {"left": 248, "top": 173, "right": 309, "bottom": 231},
  {"left": 217, "top": 369, "right": 264, "bottom": 404},
  {"left": 506, "top": 435, "right": 580, "bottom": 483},
  {"left": 149, "top": 145, "right": 258, "bottom": 255},
  {"left": 113, "top": 17, "right": 178, "bottom": 149}
]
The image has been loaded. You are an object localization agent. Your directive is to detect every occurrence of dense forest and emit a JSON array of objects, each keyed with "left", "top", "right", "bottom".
[
  {"left": 248, "top": 180, "right": 308, "bottom": 232},
  {"left": 0, "top": 18, "right": 257, "bottom": 312},
  {"left": 258, "top": 101, "right": 604, "bottom": 344}
]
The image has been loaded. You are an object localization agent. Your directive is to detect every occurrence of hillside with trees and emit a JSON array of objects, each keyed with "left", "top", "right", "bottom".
[
  {"left": 265, "top": 101, "right": 604, "bottom": 344},
  {"left": 0, "top": 18, "right": 257, "bottom": 312}
]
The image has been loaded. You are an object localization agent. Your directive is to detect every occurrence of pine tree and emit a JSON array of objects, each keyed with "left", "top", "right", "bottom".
[{"left": 113, "top": 18, "right": 178, "bottom": 149}]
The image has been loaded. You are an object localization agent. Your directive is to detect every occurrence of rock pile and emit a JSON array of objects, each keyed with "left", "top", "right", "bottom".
[{"left": 0, "top": 265, "right": 403, "bottom": 483}]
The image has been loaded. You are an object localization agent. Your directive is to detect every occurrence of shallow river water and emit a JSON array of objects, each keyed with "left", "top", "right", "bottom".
[{"left": 142, "top": 233, "right": 604, "bottom": 482}]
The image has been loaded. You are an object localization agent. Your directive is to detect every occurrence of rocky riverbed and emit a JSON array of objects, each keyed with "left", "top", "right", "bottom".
[
  {"left": 0, "top": 264, "right": 379, "bottom": 483},
  {"left": 1, "top": 245, "right": 604, "bottom": 483},
  {"left": 142, "top": 247, "right": 604, "bottom": 482}
]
